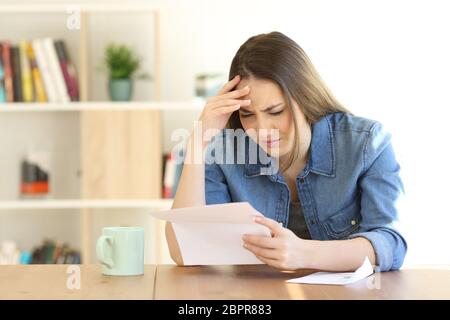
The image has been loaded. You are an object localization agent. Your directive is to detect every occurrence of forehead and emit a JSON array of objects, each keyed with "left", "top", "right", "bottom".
[{"left": 235, "top": 77, "right": 285, "bottom": 105}]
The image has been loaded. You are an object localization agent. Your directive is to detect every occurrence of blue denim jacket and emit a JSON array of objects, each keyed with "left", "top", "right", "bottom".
[{"left": 204, "top": 112, "right": 407, "bottom": 271}]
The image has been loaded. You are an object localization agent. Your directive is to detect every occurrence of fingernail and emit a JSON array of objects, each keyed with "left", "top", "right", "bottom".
[{"left": 254, "top": 217, "right": 260, "bottom": 222}]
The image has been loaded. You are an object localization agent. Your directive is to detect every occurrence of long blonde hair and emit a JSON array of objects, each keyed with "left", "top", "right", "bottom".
[{"left": 227, "top": 31, "right": 351, "bottom": 171}]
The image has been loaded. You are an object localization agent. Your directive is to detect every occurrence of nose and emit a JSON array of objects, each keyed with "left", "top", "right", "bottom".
[{"left": 255, "top": 115, "right": 277, "bottom": 139}]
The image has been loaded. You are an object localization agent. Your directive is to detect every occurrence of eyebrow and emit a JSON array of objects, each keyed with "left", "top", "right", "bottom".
[{"left": 239, "top": 103, "right": 284, "bottom": 113}]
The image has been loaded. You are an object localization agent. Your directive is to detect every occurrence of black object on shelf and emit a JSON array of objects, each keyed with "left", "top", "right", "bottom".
[{"left": 20, "top": 158, "right": 50, "bottom": 196}]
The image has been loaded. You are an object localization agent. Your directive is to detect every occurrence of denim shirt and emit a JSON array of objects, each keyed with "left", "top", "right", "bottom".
[{"left": 204, "top": 112, "right": 407, "bottom": 271}]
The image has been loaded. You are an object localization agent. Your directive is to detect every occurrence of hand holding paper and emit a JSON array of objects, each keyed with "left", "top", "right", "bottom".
[{"left": 150, "top": 202, "right": 271, "bottom": 265}]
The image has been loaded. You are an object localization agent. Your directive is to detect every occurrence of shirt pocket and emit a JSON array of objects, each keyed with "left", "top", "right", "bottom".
[{"left": 322, "top": 200, "right": 361, "bottom": 239}]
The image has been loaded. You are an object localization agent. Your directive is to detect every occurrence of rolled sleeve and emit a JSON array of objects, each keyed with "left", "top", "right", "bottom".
[
  {"left": 348, "top": 228, "right": 404, "bottom": 271},
  {"left": 350, "top": 122, "right": 407, "bottom": 271}
]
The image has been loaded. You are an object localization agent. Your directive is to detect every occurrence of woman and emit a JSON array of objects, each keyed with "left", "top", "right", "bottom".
[{"left": 166, "top": 31, "right": 406, "bottom": 272}]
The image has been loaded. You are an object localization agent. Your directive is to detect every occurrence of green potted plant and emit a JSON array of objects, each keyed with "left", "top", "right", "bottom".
[{"left": 103, "top": 43, "right": 150, "bottom": 101}]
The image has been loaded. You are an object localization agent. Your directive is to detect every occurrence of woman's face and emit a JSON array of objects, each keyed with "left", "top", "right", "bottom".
[{"left": 235, "top": 77, "right": 302, "bottom": 158}]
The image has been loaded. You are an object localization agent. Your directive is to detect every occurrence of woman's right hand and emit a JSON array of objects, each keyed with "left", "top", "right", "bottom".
[{"left": 197, "top": 75, "right": 251, "bottom": 144}]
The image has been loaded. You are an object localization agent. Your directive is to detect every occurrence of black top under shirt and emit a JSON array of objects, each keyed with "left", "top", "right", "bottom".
[{"left": 287, "top": 201, "right": 312, "bottom": 239}]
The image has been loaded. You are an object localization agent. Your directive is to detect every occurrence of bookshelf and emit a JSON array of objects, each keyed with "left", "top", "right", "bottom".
[
  {"left": 0, "top": 199, "right": 173, "bottom": 210},
  {"left": 0, "top": 100, "right": 204, "bottom": 112},
  {"left": 0, "top": 2, "right": 197, "bottom": 265},
  {"left": 0, "top": 3, "right": 161, "bottom": 13}
]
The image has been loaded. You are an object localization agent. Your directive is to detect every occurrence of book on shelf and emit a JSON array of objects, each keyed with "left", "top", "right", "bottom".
[
  {"left": 54, "top": 40, "right": 79, "bottom": 101},
  {"left": 42, "top": 37, "right": 70, "bottom": 103},
  {"left": 29, "top": 239, "right": 81, "bottom": 265},
  {"left": 20, "top": 151, "right": 51, "bottom": 197},
  {"left": 1, "top": 42, "right": 14, "bottom": 102},
  {"left": 0, "top": 44, "right": 5, "bottom": 102},
  {"left": 32, "top": 39, "right": 57, "bottom": 102},
  {"left": 27, "top": 40, "right": 47, "bottom": 102},
  {"left": 162, "top": 152, "right": 176, "bottom": 198},
  {"left": 20, "top": 41, "right": 34, "bottom": 102},
  {"left": 11, "top": 46, "right": 22, "bottom": 102},
  {"left": 0, "top": 38, "right": 79, "bottom": 104},
  {"left": 162, "top": 148, "right": 185, "bottom": 199},
  {"left": 0, "top": 239, "right": 81, "bottom": 265}
]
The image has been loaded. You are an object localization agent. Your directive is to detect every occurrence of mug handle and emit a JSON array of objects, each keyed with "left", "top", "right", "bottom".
[{"left": 96, "top": 235, "right": 114, "bottom": 269}]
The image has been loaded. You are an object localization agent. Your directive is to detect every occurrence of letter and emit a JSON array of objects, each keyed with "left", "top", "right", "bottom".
[{"left": 66, "top": 265, "right": 81, "bottom": 290}]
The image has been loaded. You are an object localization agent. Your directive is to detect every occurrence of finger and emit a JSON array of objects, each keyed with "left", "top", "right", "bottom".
[
  {"left": 242, "top": 234, "right": 279, "bottom": 249},
  {"left": 253, "top": 254, "right": 281, "bottom": 269},
  {"left": 210, "top": 98, "right": 251, "bottom": 110},
  {"left": 219, "top": 86, "right": 250, "bottom": 100},
  {"left": 254, "top": 216, "right": 283, "bottom": 237},
  {"left": 210, "top": 86, "right": 250, "bottom": 103},
  {"left": 243, "top": 242, "right": 280, "bottom": 260},
  {"left": 212, "top": 104, "right": 241, "bottom": 115},
  {"left": 217, "top": 75, "right": 241, "bottom": 95}
]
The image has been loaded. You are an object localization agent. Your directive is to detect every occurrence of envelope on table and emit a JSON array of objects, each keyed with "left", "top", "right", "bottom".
[
  {"left": 149, "top": 202, "right": 271, "bottom": 265},
  {"left": 286, "top": 257, "right": 374, "bottom": 285}
]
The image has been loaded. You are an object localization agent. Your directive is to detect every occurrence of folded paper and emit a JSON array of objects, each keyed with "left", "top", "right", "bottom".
[
  {"left": 149, "top": 202, "right": 271, "bottom": 265},
  {"left": 287, "top": 256, "right": 374, "bottom": 285}
]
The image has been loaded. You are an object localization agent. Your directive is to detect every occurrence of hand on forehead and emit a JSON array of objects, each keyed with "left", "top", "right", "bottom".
[{"left": 234, "top": 77, "right": 285, "bottom": 109}]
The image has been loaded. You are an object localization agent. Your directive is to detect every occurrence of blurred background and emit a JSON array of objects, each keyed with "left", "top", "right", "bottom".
[{"left": 0, "top": 0, "right": 448, "bottom": 266}]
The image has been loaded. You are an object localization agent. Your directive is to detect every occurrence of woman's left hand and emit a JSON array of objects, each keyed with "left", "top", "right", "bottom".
[{"left": 242, "top": 216, "right": 311, "bottom": 270}]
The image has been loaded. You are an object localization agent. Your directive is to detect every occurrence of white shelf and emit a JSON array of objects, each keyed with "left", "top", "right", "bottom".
[
  {"left": 0, "top": 100, "right": 205, "bottom": 112},
  {"left": 0, "top": 3, "right": 160, "bottom": 13},
  {"left": 0, "top": 199, "right": 173, "bottom": 210}
]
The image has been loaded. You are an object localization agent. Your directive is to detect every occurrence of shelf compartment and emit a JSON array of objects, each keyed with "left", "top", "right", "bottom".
[
  {"left": 0, "top": 101, "right": 204, "bottom": 112},
  {"left": 0, "top": 199, "right": 173, "bottom": 210}
]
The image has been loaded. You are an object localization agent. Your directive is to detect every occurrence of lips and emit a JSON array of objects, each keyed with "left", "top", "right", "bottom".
[{"left": 262, "top": 138, "right": 280, "bottom": 146}]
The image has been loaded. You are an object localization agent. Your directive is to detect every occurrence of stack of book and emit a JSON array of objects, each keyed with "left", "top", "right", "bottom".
[
  {"left": 0, "top": 38, "right": 79, "bottom": 103},
  {"left": 29, "top": 239, "right": 81, "bottom": 264},
  {"left": 0, "top": 239, "right": 81, "bottom": 265}
]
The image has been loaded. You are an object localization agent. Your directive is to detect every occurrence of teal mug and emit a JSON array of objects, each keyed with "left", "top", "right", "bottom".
[{"left": 96, "top": 227, "right": 144, "bottom": 276}]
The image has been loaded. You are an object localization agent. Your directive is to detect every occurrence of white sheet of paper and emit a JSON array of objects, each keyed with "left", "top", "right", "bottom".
[
  {"left": 149, "top": 202, "right": 271, "bottom": 265},
  {"left": 286, "top": 257, "right": 374, "bottom": 285}
]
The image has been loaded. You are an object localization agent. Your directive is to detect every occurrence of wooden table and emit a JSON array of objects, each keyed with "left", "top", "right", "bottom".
[
  {"left": 1, "top": 264, "right": 450, "bottom": 299},
  {"left": 0, "top": 265, "right": 156, "bottom": 299},
  {"left": 154, "top": 265, "right": 450, "bottom": 300}
]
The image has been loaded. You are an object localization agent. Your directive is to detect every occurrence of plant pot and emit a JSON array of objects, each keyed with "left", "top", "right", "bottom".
[{"left": 108, "top": 78, "right": 133, "bottom": 101}]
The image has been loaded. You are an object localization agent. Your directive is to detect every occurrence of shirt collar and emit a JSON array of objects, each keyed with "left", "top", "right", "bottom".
[
  {"left": 308, "top": 114, "right": 336, "bottom": 177},
  {"left": 244, "top": 114, "right": 336, "bottom": 178}
]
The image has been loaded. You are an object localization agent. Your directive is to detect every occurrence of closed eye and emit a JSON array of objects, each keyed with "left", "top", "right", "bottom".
[
  {"left": 269, "top": 110, "right": 284, "bottom": 116},
  {"left": 240, "top": 109, "right": 284, "bottom": 118}
]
